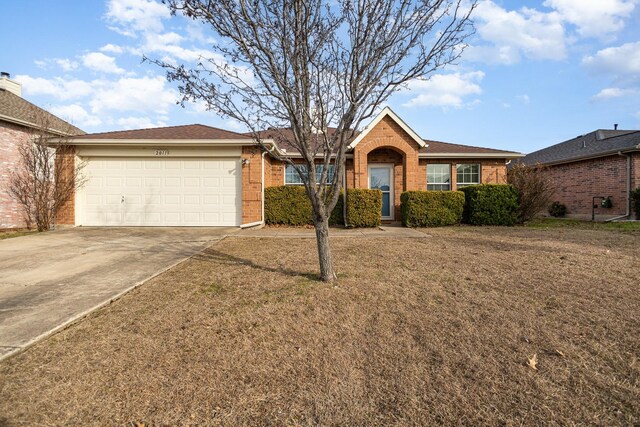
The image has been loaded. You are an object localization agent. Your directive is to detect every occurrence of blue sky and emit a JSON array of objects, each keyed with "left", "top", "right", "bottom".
[{"left": 1, "top": 0, "right": 639, "bottom": 153}]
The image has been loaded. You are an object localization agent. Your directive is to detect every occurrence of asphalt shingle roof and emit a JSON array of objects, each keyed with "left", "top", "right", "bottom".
[
  {"left": 0, "top": 89, "right": 84, "bottom": 135},
  {"left": 521, "top": 130, "right": 640, "bottom": 166},
  {"left": 420, "top": 139, "right": 520, "bottom": 155},
  {"left": 71, "top": 124, "right": 251, "bottom": 140}
]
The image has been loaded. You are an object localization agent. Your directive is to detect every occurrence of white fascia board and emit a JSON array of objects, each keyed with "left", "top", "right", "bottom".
[
  {"left": 347, "top": 106, "right": 427, "bottom": 150},
  {"left": 50, "top": 138, "right": 276, "bottom": 147},
  {"left": 419, "top": 152, "right": 525, "bottom": 159}
]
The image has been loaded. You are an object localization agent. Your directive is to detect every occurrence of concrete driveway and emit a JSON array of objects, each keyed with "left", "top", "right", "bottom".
[{"left": 0, "top": 227, "right": 235, "bottom": 360}]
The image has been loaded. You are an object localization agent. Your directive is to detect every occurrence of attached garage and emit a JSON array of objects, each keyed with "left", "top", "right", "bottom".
[
  {"left": 78, "top": 157, "right": 241, "bottom": 226},
  {"left": 56, "top": 124, "right": 270, "bottom": 228}
]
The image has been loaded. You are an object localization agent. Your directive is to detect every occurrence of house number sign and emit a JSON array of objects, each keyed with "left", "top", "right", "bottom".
[{"left": 154, "top": 149, "right": 170, "bottom": 156}]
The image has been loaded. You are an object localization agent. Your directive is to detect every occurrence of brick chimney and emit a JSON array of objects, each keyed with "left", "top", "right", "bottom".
[{"left": 0, "top": 72, "right": 22, "bottom": 97}]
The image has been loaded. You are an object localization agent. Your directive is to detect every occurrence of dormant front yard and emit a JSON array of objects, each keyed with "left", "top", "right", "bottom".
[{"left": 1, "top": 224, "right": 638, "bottom": 425}]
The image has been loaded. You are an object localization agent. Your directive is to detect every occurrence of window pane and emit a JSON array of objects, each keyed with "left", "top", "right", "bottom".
[
  {"left": 456, "top": 164, "right": 480, "bottom": 189},
  {"left": 285, "top": 164, "right": 307, "bottom": 185},
  {"left": 426, "top": 164, "right": 451, "bottom": 190},
  {"left": 286, "top": 164, "right": 335, "bottom": 185}
]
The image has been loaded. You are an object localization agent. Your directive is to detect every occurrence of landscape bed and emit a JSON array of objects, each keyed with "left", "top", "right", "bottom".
[{"left": 1, "top": 225, "right": 638, "bottom": 425}]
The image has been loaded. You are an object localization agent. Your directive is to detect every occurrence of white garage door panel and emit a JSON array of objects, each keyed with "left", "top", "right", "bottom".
[{"left": 81, "top": 158, "right": 241, "bottom": 226}]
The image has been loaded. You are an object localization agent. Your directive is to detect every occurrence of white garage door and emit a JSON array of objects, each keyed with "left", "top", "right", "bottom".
[{"left": 80, "top": 158, "right": 241, "bottom": 226}]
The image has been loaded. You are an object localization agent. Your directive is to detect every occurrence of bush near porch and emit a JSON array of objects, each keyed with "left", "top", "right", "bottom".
[
  {"left": 264, "top": 186, "right": 381, "bottom": 227},
  {"left": 460, "top": 184, "right": 519, "bottom": 226},
  {"left": 400, "top": 191, "right": 465, "bottom": 227},
  {"left": 345, "top": 189, "right": 382, "bottom": 227}
]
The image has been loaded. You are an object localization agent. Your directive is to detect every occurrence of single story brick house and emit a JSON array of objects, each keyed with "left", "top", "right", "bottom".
[
  {"left": 0, "top": 73, "right": 84, "bottom": 230},
  {"left": 520, "top": 129, "right": 640, "bottom": 220},
  {"left": 57, "top": 107, "right": 522, "bottom": 227}
]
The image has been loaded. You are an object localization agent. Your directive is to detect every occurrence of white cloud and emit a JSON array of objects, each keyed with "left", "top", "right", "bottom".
[
  {"left": 100, "top": 44, "right": 124, "bottom": 54},
  {"left": 592, "top": 87, "right": 636, "bottom": 100},
  {"left": 50, "top": 104, "right": 102, "bottom": 128},
  {"left": 543, "top": 0, "right": 637, "bottom": 39},
  {"left": 15, "top": 75, "right": 94, "bottom": 100},
  {"left": 89, "top": 76, "right": 177, "bottom": 115},
  {"left": 116, "top": 116, "right": 167, "bottom": 129},
  {"left": 82, "top": 52, "right": 125, "bottom": 74},
  {"left": 582, "top": 42, "right": 640, "bottom": 77},
  {"left": 55, "top": 58, "right": 79, "bottom": 72},
  {"left": 403, "top": 71, "right": 484, "bottom": 108},
  {"left": 517, "top": 94, "right": 530, "bottom": 104},
  {"left": 466, "top": 1, "right": 566, "bottom": 64},
  {"left": 583, "top": 42, "right": 640, "bottom": 100},
  {"left": 105, "top": 0, "right": 170, "bottom": 36}
]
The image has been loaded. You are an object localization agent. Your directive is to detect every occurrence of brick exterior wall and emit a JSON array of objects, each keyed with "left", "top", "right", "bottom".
[
  {"left": 265, "top": 115, "right": 510, "bottom": 221},
  {"left": 241, "top": 146, "right": 264, "bottom": 224},
  {"left": 55, "top": 147, "right": 76, "bottom": 226},
  {"left": 0, "top": 121, "right": 30, "bottom": 229},
  {"left": 540, "top": 153, "right": 639, "bottom": 219}
]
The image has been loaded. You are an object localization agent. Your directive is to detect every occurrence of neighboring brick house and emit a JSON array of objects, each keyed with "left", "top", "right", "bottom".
[
  {"left": 0, "top": 73, "right": 84, "bottom": 229},
  {"left": 57, "top": 107, "right": 522, "bottom": 227},
  {"left": 521, "top": 129, "right": 640, "bottom": 220}
]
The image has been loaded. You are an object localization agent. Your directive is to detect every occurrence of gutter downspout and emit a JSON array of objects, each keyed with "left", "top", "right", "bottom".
[{"left": 606, "top": 151, "right": 631, "bottom": 222}]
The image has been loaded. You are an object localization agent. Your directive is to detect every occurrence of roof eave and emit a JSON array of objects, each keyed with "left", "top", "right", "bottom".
[
  {"left": 419, "top": 152, "right": 524, "bottom": 159},
  {"left": 53, "top": 138, "right": 271, "bottom": 147},
  {"left": 528, "top": 146, "right": 640, "bottom": 166},
  {"left": 0, "top": 113, "right": 78, "bottom": 137}
]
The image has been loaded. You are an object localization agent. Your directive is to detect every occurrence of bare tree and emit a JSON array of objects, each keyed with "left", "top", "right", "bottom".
[
  {"left": 6, "top": 113, "right": 85, "bottom": 232},
  {"left": 150, "top": 0, "right": 477, "bottom": 281},
  {"left": 507, "top": 163, "right": 557, "bottom": 223}
]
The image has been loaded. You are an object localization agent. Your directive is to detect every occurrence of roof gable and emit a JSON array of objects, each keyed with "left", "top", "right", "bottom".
[{"left": 347, "top": 107, "right": 427, "bottom": 150}]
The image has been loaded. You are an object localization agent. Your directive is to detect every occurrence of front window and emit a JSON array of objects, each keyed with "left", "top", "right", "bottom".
[
  {"left": 456, "top": 164, "right": 480, "bottom": 188},
  {"left": 426, "top": 164, "right": 451, "bottom": 191},
  {"left": 285, "top": 164, "right": 335, "bottom": 185}
]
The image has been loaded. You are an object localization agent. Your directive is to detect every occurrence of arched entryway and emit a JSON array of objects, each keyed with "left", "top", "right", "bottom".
[{"left": 366, "top": 147, "right": 404, "bottom": 220}]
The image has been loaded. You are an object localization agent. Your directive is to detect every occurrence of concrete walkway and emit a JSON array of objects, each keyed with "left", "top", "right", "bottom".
[
  {"left": 236, "top": 225, "right": 429, "bottom": 238},
  {"left": 0, "top": 227, "right": 235, "bottom": 361}
]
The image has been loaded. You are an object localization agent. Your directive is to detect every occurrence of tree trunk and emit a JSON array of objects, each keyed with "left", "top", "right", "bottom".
[{"left": 314, "top": 216, "right": 336, "bottom": 282}]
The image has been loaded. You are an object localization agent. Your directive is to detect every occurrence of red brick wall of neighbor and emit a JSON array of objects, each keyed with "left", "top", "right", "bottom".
[
  {"left": 241, "top": 146, "right": 263, "bottom": 224},
  {"left": 0, "top": 121, "right": 30, "bottom": 229},
  {"left": 541, "top": 154, "right": 634, "bottom": 217}
]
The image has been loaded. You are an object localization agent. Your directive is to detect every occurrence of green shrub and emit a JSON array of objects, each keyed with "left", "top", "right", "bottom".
[
  {"left": 548, "top": 201, "right": 567, "bottom": 217},
  {"left": 400, "top": 191, "right": 465, "bottom": 227},
  {"left": 631, "top": 187, "right": 640, "bottom": 220},
  {"left": 264, "top": 186, "right": 377, "bottom": 227},
  {"left": 460, "top": 184, "right": 519, "bottom": 226},
  {"left": 346, "top": 189, "right": 382, "bottom": 227},
  {"left": 265, "top": 186, "right": 343, "bottom": 226}
]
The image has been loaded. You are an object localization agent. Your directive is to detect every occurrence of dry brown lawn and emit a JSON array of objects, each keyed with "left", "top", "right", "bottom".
[{"left": 1, "top": 226, "right": 639, "bottom": 426}]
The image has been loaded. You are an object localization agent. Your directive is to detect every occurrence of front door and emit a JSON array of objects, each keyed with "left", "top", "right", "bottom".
[{"left": 368, "top": 164, "right": 394, "bottom": 220}]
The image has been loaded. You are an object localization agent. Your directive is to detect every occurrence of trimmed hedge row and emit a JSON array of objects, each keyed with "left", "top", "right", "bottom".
[
  {"left": 264, "top": 186, "right": 381, "bottom": 227},
  {"left": 460, "top": 184, "right": 519, "bottom": 226},
  {"left": 346, "top": 189, "right": 382, "bottom": 227},
  {"left": 400, "top": 191, "right": 465, "bottom": 227}
]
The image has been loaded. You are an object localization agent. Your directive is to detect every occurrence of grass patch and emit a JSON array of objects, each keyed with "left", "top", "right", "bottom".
[
  {"left": 526, "top": 217, "right": 640, "bottom": 231},
  {"left": 0, "top": 230, "right": 35, "bottom": 240},
  {"left": 1, "top": 227, "right": 638, "bottom": 425}
]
